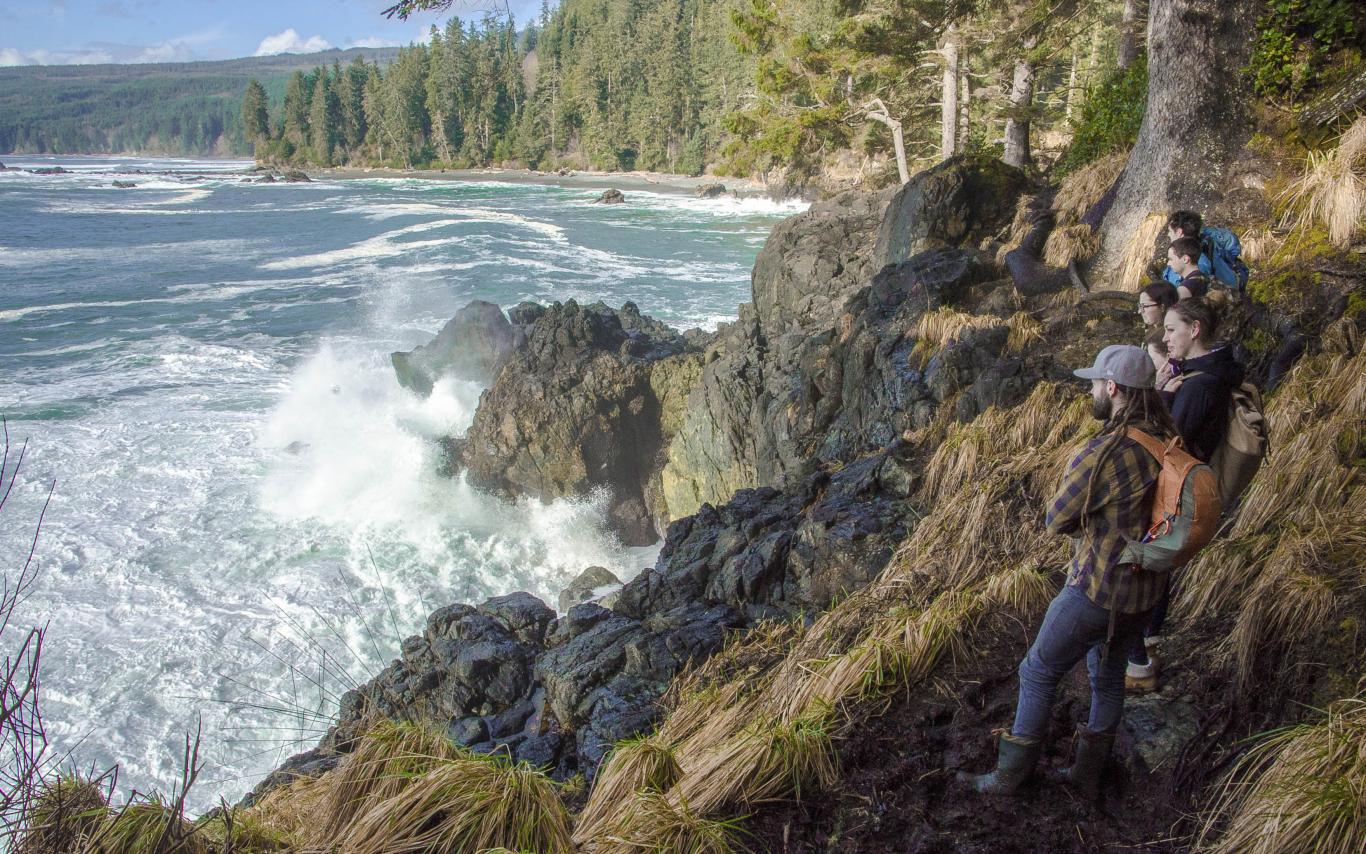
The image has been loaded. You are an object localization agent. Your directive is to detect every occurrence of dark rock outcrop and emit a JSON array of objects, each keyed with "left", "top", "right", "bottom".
[
  {"left": 558, "top": 565, "right": 622, "bottom": 613},
  {"left": 281, "top": 170, "right": 312, "bottom": 183},
  {"left": 696, "top": 183, "right": 728, "bottom": 199},
  {"left": 873, "top": 156, "right": 1028, "bottom": 269},
  {"left": 111, "top": 180, "right": 137, "bottom": 189},
  {"left": 392, "top": 300, "right": 516, "bottom": 394},
  {"left": 594, "top": 188, "right": 626, "bottom": 204},
  {"left": 30, "top": 166, "right": 71, "bottom": 175},
  {"left": 453, "top": 299, "right": 689, "bottom": 546}
]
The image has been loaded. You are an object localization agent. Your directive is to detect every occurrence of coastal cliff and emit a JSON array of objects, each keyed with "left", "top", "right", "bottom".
[{"left": 232, "top": 113, "right": 1365, "bottom": 853}]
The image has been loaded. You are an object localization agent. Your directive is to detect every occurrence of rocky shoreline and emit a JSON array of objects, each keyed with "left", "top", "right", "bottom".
[{"left": 248, "top": 153, "right": 1356, "bottom": 812}]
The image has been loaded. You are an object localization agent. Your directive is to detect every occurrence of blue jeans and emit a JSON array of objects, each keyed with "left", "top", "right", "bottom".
[{"left": 1012, "top": 584, "right": 1153, "bottom": 741}]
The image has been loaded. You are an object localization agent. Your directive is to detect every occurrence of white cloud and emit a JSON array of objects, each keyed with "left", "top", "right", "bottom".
[
  {"left": 345, "top": 36, "right": 400, "bottom": 49},
  {"left": 0, "top": 46, "right": 114, "bottom": 65},
  {"left": 255, "top": 28, "right": 332, "bottom": 57}
]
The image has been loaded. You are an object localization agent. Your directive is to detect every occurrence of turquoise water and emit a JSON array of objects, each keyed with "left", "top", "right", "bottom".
[{"left": 0, "top": 155, "right": 803, "bottom": 806}]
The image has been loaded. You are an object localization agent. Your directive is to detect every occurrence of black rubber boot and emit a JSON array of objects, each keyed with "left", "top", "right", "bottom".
[
  {"left": 956, "top": 732, "right": 1042, "bottom": 795},
  {"left": 1058, "top": 726, "right": 1115, "bottom": 798}
]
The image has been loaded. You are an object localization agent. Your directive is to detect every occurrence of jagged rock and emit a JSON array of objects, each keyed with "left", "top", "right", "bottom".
[
  {"left": 391, "top": 300, "right": 516, "bottom": 394},
  {"left": 558, "top": 565, "right": 623, "bottom": 613},
  {"left": 30, "top": 166, "right": 71, "bottom": 175},
  {"left": 447, "top": 715, "right": 489, "bottom": 746},
  {"left": 257, "top": 175, "right": 277, "bottom": 183},
  {"left": 111, "top": 180, "right": 137, "bottom": 188},
  {"left": 1121, "top": 692, "right": 1202, "bottom": 774},
  {"left": 281, "top": 170, "right": 312, "bottom": 182},
  {"left": 696, "top": 183, "right": 728, "bottom": 199},
  {"left": 661, "top": 188, "right": 897, "bottom": 520},
  {"left": 241, "top": 747, "right": 339, "bottom": 806},
  {"left": 874, "top": 156, "right": 1028, "bottom": 269},
  {"left": 594, "top": 188, "right": 625, "bottom": 204},
  {"left": 478, "top": 592, "right": 555, "bottom": 646},
  {"left": 455, "top": 299, "right": 689, "bottom": 545}
]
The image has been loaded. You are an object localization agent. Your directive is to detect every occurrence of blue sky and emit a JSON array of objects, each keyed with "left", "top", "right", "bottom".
[{"left": 1, "top": 0, "right": 546, "bottom": 66}]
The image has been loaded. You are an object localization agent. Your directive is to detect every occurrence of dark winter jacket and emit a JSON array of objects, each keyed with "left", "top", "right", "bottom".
[{"left": 1166, "top": 347, "right": 1245, "bottom": 462}]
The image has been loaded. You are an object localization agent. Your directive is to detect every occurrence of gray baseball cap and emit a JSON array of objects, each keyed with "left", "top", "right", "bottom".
[{"left": 1073, "top": 344, "right": 1155, "bottom": 388}]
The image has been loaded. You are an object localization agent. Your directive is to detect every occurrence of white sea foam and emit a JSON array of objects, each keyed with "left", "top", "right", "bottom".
[{"left": 0, "top": 156, "right": 803, "bottom": 813}]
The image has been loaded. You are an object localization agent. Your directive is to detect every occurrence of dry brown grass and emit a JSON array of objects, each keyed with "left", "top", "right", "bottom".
[
  {"left": 14, "top": 775, "right": 110, "bottom": 854},
  {"left": 1198, "top": 694, "right": 1366, "bottom": 854},
  {"left": 909, "top": 307, "right": 1008, "bottom": 367},
  {"left": 575, "top": 383, "right": 1096, "bottom": 848},
  {"left": 998, "top": 194, "right": 1037, "bottom": 262},
  {"left": 1043, "top": 224, "right": 1101, "bottom": 267},
  {"left": 1052, "top": 152, "right": 1128, "bottom": 227},
  {"left": 1005, "top": 311, "right": 1044, "bottom": 353},
  {"left": 310, "top": 717, "right": 464, "bottom": 844},
  {"left": 597, "top": 791, "right": 748, "bottom": 853},
  {"left": 1116, "top": 213, "right": 1168, "bottom": 293},
  {"left": 573, "top": 732, "right": 683, "bottom": 842},
  {"left": 1178, "top": 320, "right": 1365, "bottom": 695},
  {"left": 1279, "top": 116, "right": 1366, "bottom": 248},
  {"left": 242, "top": 770, "right": 332, "bottom": 847},
  {"left": 1239, "top": 228, "right": 1284, "bottom": 265},
  {"left": 338, "top": 754, "right": 573, "bottom": 854}
]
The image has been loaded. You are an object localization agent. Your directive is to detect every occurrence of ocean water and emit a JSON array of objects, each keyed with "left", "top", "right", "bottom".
[{"left": 0, "top": 155, "right": 805, "bottom": 808}]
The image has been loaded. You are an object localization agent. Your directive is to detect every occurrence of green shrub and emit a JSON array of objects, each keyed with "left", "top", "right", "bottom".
[
  {"left": 1250, "top": 0, "right": 1363, "bottom": 102},
  {"left": 1057, "top": 55, "right": 1148, "bottom": 175}
]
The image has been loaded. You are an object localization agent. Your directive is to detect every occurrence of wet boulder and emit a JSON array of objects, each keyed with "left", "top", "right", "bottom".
[
  {"left": 594, "top": 188, "right": 625, "bottom": 204},
  {"left": 391, "top": 300, "right": 516, "bottom": 394}
]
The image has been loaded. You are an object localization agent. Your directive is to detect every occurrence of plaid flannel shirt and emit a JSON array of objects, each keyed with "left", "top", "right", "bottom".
[{"left": 1046, "top": 428, "right": 1164, "bottom": 614}]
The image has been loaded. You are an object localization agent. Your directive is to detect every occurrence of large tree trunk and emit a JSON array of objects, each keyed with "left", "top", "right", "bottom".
[
  {"left": 1002, "top": 36, "right": 1037, "bottom": 169},
  {"left": 1118, "top": 0, "right": 1147, "bottom": 70},
  {"left": 1095, "top": 0, "right": 1257, "bottom": 289},
  {"left": 941, "top": 27, "right": 959, "bottom": 160}
]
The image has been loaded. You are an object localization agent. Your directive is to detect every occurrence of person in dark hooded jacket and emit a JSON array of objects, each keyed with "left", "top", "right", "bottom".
[
  {"left": 1128, "top": 296, "right": 1245, "bottom": 692},
  {"left": 1160, "top": 298, "right": 1244, "bottom": 462}
]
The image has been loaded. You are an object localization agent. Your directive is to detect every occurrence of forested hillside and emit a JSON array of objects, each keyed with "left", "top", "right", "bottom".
[
  {"left": 252, "top": 0, "right": 1220, "bottom": 186},
  {"left": 0, "top": 48, "right": 399, "bottom": 156}
]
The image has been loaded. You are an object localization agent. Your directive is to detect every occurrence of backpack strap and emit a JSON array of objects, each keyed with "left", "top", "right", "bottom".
[{"left": 1123, "top": 427, "right": 1169, "bottom": 462}]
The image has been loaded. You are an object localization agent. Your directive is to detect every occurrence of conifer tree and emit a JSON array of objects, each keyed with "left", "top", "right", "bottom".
[{"left": 240, "top": 79, "right": 269, "bottom": 146}]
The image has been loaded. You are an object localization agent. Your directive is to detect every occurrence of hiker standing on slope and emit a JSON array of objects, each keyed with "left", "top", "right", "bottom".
[
  {"left": 959, "top": 345, "right": 1178, "bottom": 798},
  {"left": 1126, "top": 297, "right": 1248, "bottom": 690}
]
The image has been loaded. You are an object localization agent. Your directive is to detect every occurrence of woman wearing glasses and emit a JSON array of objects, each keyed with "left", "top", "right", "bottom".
[{"left": 1137, "top": 280, "right": 1179, "bottom": 329}]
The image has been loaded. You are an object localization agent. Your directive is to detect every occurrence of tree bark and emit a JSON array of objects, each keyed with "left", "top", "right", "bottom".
[
  {"left": 867, "top": 98, "right": 910, "bottom": 184},
  {"left": 941, "top": 27, "right": 959, "bottom": 160},
  {"left": 959, "top": 72, "right": 971, "bottom": 149},
  {"left": 1118, "top": 0, "right": 1147, "bottom": 70},
  {"left": 1095, "top": 0, "right": 1257, "bottom": 287},
  {"left": 1002, "top": 36, "right": 1037, "bottom": 169}
]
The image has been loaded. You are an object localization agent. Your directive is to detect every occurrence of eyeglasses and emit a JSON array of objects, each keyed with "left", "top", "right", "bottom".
[{"left": 1137, "top": 302, "right": 1158, "bottom": 311}]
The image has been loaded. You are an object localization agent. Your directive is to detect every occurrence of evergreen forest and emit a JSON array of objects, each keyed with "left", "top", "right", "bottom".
[{"left": 251, "top": 0, "right": 1365, "bottom": 185}]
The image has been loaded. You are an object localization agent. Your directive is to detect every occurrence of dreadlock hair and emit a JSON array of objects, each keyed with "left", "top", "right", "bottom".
[{"left": 1083, "top": 383, "right": 1180, "bottom": 511}]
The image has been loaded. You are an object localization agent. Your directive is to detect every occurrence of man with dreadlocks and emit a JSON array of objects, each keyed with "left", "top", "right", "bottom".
[{"left": 958, "top": 344, "right": 1180, "bottom": 798}]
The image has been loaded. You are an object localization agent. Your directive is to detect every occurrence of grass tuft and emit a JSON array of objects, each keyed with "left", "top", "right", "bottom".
[
  {"left": 338, "top": 752, "right": 573, "bottom": 854},
  {"left": 1199, "top": 695, "right": 1366, "bottom": 853},
  {"left": 600, "top": 791, "right": 748, "bottom": 854},
  {"left": 15, "top": 775, "right": 110, "bottom": 854},
  {"left": 1116, "top": 212, "right": 1167, "bottom": 292},
  {"left": 88, "top": 795, "right": 205, "bottom": 854},
  {"left": 311, "top": 717, "right": 463, "bottom": 843},
  {"left": 1279, "top": 116, "right": 1366, "bottom": 249}
]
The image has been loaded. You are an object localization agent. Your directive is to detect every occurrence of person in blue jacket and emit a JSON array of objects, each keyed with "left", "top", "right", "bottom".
[{"left": 1161, "top": 210, "right": 1213, "bottom": 285}]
